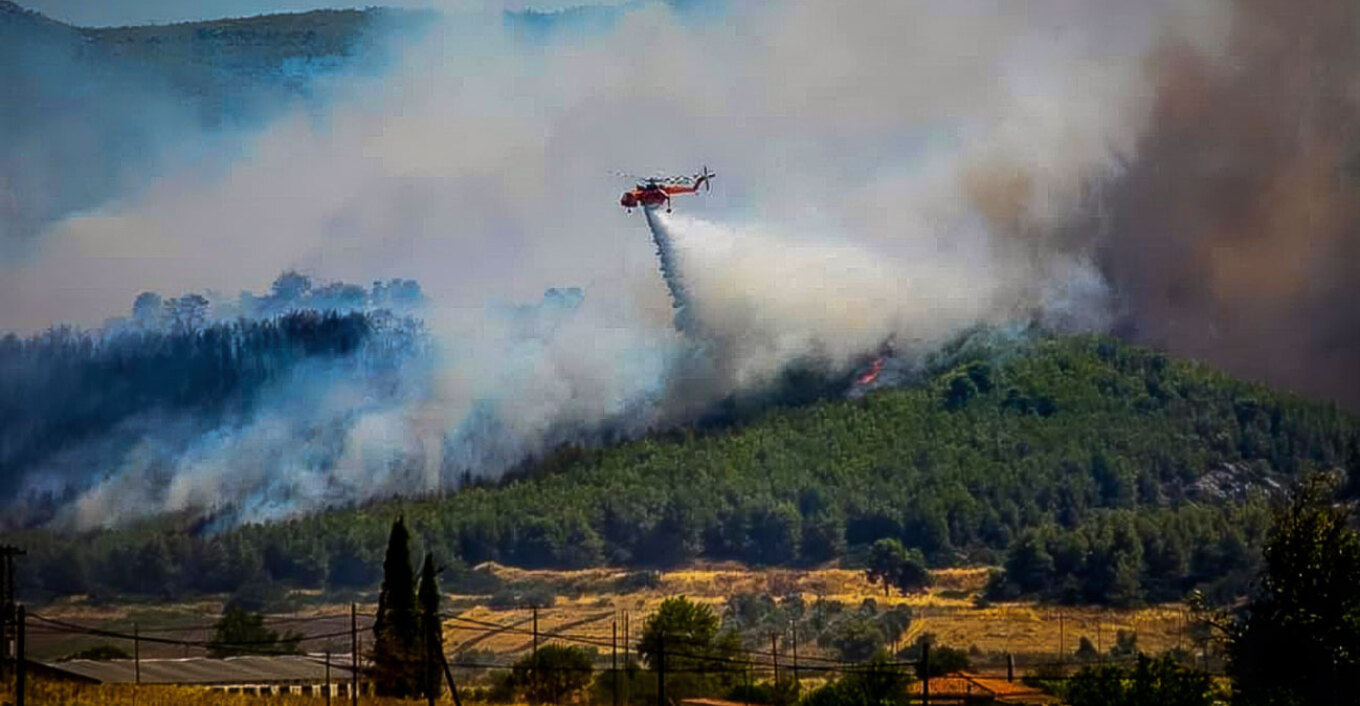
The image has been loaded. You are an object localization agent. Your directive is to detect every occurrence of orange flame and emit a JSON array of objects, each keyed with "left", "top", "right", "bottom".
[{"left": 856, "top": 357, "right": 885, "bottom": 386}]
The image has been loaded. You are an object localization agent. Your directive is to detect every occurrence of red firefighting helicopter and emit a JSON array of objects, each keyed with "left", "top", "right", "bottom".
[{"left": 619, "top": 166, "right": 715, "bottom": 213}]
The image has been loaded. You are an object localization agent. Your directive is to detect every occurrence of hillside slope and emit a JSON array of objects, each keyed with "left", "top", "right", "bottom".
[
  {"left": 0, "top": 1, "right": 425, "bottom": 247},
  {"left": 10, "top": 333, "right": 1358, "bottom": 605}
]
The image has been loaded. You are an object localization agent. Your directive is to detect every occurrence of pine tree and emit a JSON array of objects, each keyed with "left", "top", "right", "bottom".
[{"left": 373, "top": 517, "right": 420, "bottom": 696}]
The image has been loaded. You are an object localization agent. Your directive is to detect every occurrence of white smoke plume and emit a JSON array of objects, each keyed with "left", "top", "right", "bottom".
[{"left": 2, "top": 0, "right": 1237, "bottom": 527}]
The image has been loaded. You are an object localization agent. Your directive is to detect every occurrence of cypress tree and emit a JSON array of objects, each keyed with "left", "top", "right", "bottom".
[
  {"left": 417, "top": 552, "right": 443, "bottom": 700},
  {"left": 373, "top": 517, "right": 420, "bottom": 696}
]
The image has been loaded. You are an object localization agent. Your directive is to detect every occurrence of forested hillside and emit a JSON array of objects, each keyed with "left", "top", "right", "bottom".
[
  {"left": 0, "top": 306, "right": 427, "bottom": 525},
  {"left": 0, "top": 1, "right": 427, "bottom": 246},
  {"left": 82, "top": 8, "right": 429, "bottom": 113},
  {"left": 8, "top": 334, "right": 1357, "bottom": 606}
]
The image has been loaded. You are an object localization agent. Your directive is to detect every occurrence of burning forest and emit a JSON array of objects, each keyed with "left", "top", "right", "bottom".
[{"left": 1, "top": 0, "right": 1358, "bottom": 533}]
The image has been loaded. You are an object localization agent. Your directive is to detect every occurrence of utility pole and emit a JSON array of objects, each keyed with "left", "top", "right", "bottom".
[
  {"left": 15, "top": 604, "right": 25, "bottom": 706},
  {"left": 771, "top": 634, "right": 779, "bottom": 683},
  {"left": 1, "top": 545, "right": 25, "bottom": 684},
  {"left": 1178, "top": 609, "right": 1184, "bottom": 652},
  {"left": 657, "top": 635, "right": 665, "bottom": 706},
  {"left": 326, "top": 649, "right": 332, "bottom": 706},
  {"left": 0, "top": 550, "right": 4, "bottom": 683},
  {"left": 1058, "top": 612, "right": 1065, "bottom": 666},
  {"left": 421, "top": 609, "right": 432, "bottom": 706},
  {"left": 921, "top": 640, "right": 930, "bottom": 706},
  {"left": 532, "top": 603, "right": 539, "bottom": 699},
  {"left": 438, "top": 650, "right": 464, "bottom": 706},
  {"left": 351, "top": 603, "right": 359, "bottom": 706},
  {"left": 623, "top": 610, "right": 630, "bottom": 706}
]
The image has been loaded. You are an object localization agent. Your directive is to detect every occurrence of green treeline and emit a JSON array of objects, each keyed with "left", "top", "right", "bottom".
[{"left": 8, "top": 334, "right": 1358, "bottom": 606}]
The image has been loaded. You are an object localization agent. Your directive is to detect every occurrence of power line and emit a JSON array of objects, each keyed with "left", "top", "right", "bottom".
[
  {"left": 28, "top": 613, "right": 352, "bottom": 650},
  {"left": 21, "top": 609, "right": 1224, "bottom": 679},
  {"left": 442, "top": 612, "right": 865, "bottom": 666},
  {"left": 24, "top": 611, "right": 913, "bottom": 676}
]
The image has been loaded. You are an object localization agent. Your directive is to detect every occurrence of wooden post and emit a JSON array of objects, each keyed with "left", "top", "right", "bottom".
[
  {"left": 612, "top": 619, "right": 619, "bottom": 706},
  {"left": 351, "top": 603, "right": 359, "bottom": 706},
  {"left": 657, "top": 635, "right": 665, "bottom": 706},
  {"left": 1178, "top": 609, "right": 1184, "bottom": 652},
  {"left": 325, "top": 649, "right": 332, "bottom": 706},
  {"left": 15, "top": 604, "right": 24, "bottom": 706},
  {"left": 790, "top": 621, "right": 799, "bottom": 688},
  {"left": 2, "top": 546, "right": 26, "bottom": 685},
  {"left": 0, "top": 552, "right": 5, "bottom": 684},
  {"left": 1058, "top": 612, "right": 1065, "bottom": 666},
  {"left": 921, "top": 640, "right": 930, "bottom": 706},
  {"left": 532, "top": 604, "right": 539, "bottom": 699},
  {"left": 426, "top": 611, "right": 436, "bottom": 706},
  {"left": 1006, "top": 653, "right": 1014, "bottom": 682},
  {"left": 623, "top": 610, "right": 630, "bottom": 706},
  {"left": 438, "top": 650, "right": 463, "bottom": 706},
  {"left": 771, "top": 634, "right": 779, "bottom": 683}
]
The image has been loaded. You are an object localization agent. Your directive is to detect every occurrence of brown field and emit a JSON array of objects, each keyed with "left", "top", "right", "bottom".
[
  {"left": 440, "top": 563, "right": 1195, "bottom": 669},
  {"left": 24, "top": 563, "right": 1199, "bottom": 692}
]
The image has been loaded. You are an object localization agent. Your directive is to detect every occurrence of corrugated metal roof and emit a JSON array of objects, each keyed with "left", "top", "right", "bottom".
[
  {"left": 39, "top": 655, "right": 357, "bottom": 685},
  {"left": 908, "top": 672, "right": 1060, "bottom": 704}
]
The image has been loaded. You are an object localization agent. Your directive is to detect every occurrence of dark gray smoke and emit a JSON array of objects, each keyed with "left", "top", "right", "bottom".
[{"left": 1095, "top": 0, "right": 1360, "bottom": 407}]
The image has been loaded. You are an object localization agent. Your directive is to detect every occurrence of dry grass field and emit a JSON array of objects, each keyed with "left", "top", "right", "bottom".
[
  {"left": 25, "top": 563, "right": 1198, "bottom": 681},
  {"left": 2, "top": 676, "right": 427, "bottom": 705},
  {"left": 440, "top": 563, "right": 1193, "bottom": 669}
]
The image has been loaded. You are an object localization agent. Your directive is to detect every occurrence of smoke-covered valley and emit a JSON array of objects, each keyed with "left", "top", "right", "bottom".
[{"left": 2, "top": 0, "right": 1357, "bottom": 531}]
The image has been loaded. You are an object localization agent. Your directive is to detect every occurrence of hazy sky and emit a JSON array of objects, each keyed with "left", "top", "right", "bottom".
[{"left": 18, "top": 1, "right": 586, "bottom": 26}]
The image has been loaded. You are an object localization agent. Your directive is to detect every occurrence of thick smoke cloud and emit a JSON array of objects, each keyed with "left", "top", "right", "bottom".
[
  {"left": 1096, "top": 0, "right": 1360, "bottom": 407},
  {"left": 5, "top": 0, "right": 1223, "bottom": 332},
  {"left": 9, "top": 0, "right": 1352, "bottom": 527}
]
